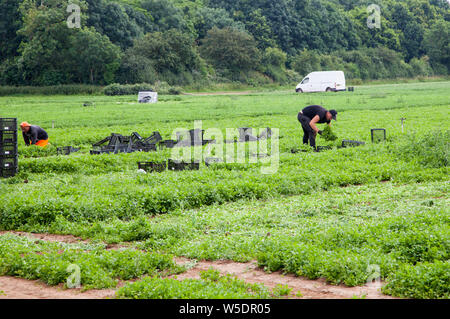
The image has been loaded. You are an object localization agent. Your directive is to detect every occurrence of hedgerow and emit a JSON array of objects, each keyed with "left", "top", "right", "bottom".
[{"left": 0, "top": 85, "right": 102, "bottom": 96}]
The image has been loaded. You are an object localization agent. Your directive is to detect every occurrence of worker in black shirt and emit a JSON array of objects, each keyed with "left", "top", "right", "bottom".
[
  {"left": 20, "top": 122, "right": 49, "bottom": 147},
  {"left": 297, "top": 105, "right": 337, "bottom": 149}
]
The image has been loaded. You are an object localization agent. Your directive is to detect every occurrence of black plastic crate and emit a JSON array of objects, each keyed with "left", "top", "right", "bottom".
[
  {"left": 90, "top": 146, "right": 115, "bottom": 155},
  {"left": 186, "top": 162, "right": 200, "bottom": 171},
  {"left": 342, "top": 140, "right": 365, "bottom": 148},
  {"left": 113, "top": 144, "right": 131, "bottom": 154},
  {"left": 92, "top": 143, "right": 131, "bottom": 154},
  {"left": 159, "top": 140, "right": 177, "bottom": 149},
  {"left": 371, "top": 129, "right": 386, "bottom": 143},
  {"left": 238, "top": 128, "right": 258, "bottom": 142},
  {"left": 0, "top": 118, "right": 17, "bottom": 131},
  {"left": 1, "top": 167, "right": 17, "bottom": 178},
  {"left": 151, "top": 162, "right": 167, "bottom": 172},
  {"left": 168, "top": 159, "right": 199, "bottom": 171},
  {"left": 133, "top": 144, "right": 157, "bottom": 152},
  {"left": 138, "top": 161, "right": 167, "bottom": 173},
  {"left": 0, "top": 144, "right": 17, "bottom": 157},
  {"left": 142, "top": 131, "right": 162, "bottom": 145},
  {"left": 189, "top": 129, "right": 205, "bottom": 146},
  {"left": 202, "top": 139, "right": 215, "bottom": 145},
  {"left": 0, "top": 130, "right": 17, "bottom": 143},
  {"left": 168, "top": 159, "right": 184, "bottom": 171},
  {"left": 257, "top": 128, "right": 273, "bottom": 140},
  {"left": 137, "top": 162, "right": 151, "bottom": 172},
  {"left": 90, "top": 150, "right": 102, "bottom": 155},
  {"left": 57, "top": 146, "right": 80, "bottom": 155},
  {"left": 1, "top": 157, "right": 18, "bottom": 170}
]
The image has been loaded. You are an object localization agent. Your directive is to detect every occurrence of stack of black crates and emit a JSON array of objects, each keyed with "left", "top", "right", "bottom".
[{"left": 0, "top": 118, "right": 18, "bottom": 178}]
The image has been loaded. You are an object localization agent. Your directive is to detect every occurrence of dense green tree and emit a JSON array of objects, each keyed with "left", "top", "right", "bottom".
[
  {"left": 242, "top": 9, "right": 276, "bottom": 50},
  {"left": 390, "top": 2, "right": 424, "bottom": 61},
  {"left": 15, "top": 0, "right": 121, "bottom": 85},
  {"left": 141, "top": 0, "right": 190, "bottom": 33},
  {"left": 423, "top": 20, "right": 450, "bottom": 74},
  {"left": 209, "top": 0, "right": 361, "bottom": 53},
  {"left": 261, "top": 47, "right": 288, "bottom": 83},
  {"left": 131, "top": 30, "right": 200, "bottom": 74},
  {"left": 119, "top": 29, "right": 204, "bottom": 85},
  {"left": 200, "top": 27, "right": 261, "bottom": 76},
  {"left": 116, "top": 55, "right": 158, "bottom": 84},
  {"left": 0, "top": 58, "right": 22, "bottom": 86},
  {"left": 69, "top": 27, "right": 122, "bottom": 84},
  {"left": 349, "top": 6, "right": 402, "bottom": 52},
  {"left": 1, "top": 0, "right": 449, "bottom": 85},
  {"left": 193, "top": 7, "right": 245, "bottom": 39},
  {"left": 86, "top": 0, "right": 153, "bottom": 49},
  {"left": 292, "top": 49, "right": 322, "bottom": 77},
  {"left": 262, "top": 47, "right": 287, "bottom": 68},
  {"left": 0, "top": 0, "right": 23, "bottom": 62},
  {"left": 405, "top": 0, "right": 450, "bottom": 25},
  {"left": 16, "top": 0, "right": 86, "bottom": 84}
]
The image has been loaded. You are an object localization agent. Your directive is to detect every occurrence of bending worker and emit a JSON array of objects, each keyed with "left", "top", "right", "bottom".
[
  {"left": 20, "top": 122, "right": 49, "bottom": 147},
  {"left": 297, "top": 105, "right": 337, "bottom": 149}
]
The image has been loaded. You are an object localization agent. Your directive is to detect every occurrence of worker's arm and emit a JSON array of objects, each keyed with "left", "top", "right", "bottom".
[
  {"left": 30, "top": 128, "right": 38, "bottom": 145},
  {"left": 22, "top": 132, "right": 30, "bottom": 146},
  {"left": 309, "top": 115, "right": 320, "bottom": 134}
]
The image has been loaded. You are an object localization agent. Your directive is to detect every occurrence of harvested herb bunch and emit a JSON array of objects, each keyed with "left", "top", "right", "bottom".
[{"left": 321, "top": 126, "right": 338, "bottom": 141}]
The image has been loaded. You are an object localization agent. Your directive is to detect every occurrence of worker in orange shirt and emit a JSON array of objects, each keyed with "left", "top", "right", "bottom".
[{"left": 20, "top": 122, "right": 49, "bottom": 147}]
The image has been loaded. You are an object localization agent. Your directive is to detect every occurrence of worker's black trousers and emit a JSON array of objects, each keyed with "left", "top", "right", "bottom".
[{"left": 297, "top": 113, "right": 316, "bottom": 148}]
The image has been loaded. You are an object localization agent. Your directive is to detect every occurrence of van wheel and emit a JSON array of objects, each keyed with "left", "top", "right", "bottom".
[
  {"left": 296, "top": 88, "right": 303, "bottom": 93},
  {"left": 326, "top": 87, "right": 332, "bottom": 92}
]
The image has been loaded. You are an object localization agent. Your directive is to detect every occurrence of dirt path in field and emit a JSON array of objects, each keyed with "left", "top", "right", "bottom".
[
  {"left": 0, "top": 276, "right": 116, "bottom": 299},
  {"left": 0, "top": 231, "right": 130, "bottom": 250},
  {"left": 0, "top": 231, "right": 396, "bottom": 299},
  {"left": 173, "top": 258, "right": 396, "bottom": 299},
  {"left": 0, "top": 231, "right": 89, "bottom": 245}
]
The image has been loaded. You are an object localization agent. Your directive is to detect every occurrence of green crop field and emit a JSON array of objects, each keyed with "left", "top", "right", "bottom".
[{"left": 0, "top": 81, "right": 449, "bottom": 299}]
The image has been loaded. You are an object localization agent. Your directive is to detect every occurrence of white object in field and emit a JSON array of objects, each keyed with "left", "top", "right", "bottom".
[
  {"left": 137, "top": 169, "right": 147, "bottom": 174},
  {"left": 400, "top": 117, "right": 406, "bottom": 133},
  {"left": 138, "top": 91, "right": 158, "bottom": 103},
  {"left": 296, "top": 71, "right": 346, "bottom": 93}
]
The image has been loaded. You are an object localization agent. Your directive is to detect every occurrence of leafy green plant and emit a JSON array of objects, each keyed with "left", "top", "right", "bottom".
[
  {"left": 116, "top": 270, "right": 273, "bottom": 299},
  {"left": 393, "top": 130, "right": 449, "bottom": 168},
  {"left": 0, "top": 234, "right": 182, "bottom": 291},
  {"left": 382, "top": 261, "right": 450, "bottom": 299},
  {"left": 320, "top": 126, "right": 338, "bottom": 141},
  {"left": 273, "top": 284, "right": 292, "bottom": 296}
]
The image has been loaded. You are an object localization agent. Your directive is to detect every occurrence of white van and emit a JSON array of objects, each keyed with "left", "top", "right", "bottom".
[{"left": 295, "top": 71, "right": 346, "bottom": 93}]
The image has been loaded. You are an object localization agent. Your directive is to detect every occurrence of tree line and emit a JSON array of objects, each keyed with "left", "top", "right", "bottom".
[{"left": 0, "top": 0, "right": 449, "bottom": 87}]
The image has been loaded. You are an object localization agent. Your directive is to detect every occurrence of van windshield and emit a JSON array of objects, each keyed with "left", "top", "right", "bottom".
[{"left": 301, "top": 78, "right": 309, "bottom": 84}]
